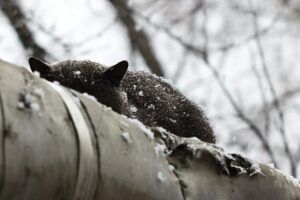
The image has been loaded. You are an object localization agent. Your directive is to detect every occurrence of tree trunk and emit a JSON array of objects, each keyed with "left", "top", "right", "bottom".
[
  {"left": 109, "top": 0, "right": 165, "bottom": 77},
  {"left": 0, "top": 0, "right": 48, "bottom": 60},
  {"left": 0, "top": 60, "right": 299, "bottom": 200}
]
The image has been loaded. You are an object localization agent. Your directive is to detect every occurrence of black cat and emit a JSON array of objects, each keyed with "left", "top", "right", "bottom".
[{"left": 29, "top": 57, "right": 215, "bottom": 143}]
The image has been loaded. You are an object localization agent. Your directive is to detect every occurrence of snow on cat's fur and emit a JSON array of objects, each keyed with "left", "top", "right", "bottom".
[{"left": 29, "top": 57, "right": 215, "bottom": 143}]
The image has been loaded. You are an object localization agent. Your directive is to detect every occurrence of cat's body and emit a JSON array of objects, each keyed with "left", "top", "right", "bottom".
[{"left": 29, "top": 57, "right": 215, "bottom": 143}]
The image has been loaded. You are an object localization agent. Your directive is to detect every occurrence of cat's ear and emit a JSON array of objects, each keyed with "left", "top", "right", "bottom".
[
  {"left": 101, "top": 60, "right": 128, "bottom": 86},
  {"left": 28, "top": 57, "right": 52, "bottom": 76}
]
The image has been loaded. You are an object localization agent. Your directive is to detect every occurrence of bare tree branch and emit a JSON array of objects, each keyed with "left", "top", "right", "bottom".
[
  {"left": 109, "top": 0, "right": 165, "bottom": 77},
  {"left": 250, "top": 49, "right": 271, "bottom": 136},
  {"left": 211, "top": 14, "right": 280, "bottom": 53},
  {"left": 28, "top": 15, "right": 118, "bottom": 56},
  {"left": 131, "top": 3, "right": 278, "bottom": 166},
  {"left": 272, "top": 86, "right": 300, "bottom": 107},
  {"left": 0, "top": 0, "right": 48, "bottom": 60},
  {"left": 252, "top": 86, "right": 300, "bottom": 121},
  {"left": 248, "top": 0, "right": 296, "bottom": 176},
  {"left": 169, "top": 0, "right": 204, "bottom": 25}
]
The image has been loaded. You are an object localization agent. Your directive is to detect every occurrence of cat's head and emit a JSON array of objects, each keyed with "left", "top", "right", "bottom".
[
  {"left": 29, "top": 57, "right": 128, "bottom": 87},
  {"left": 28, "top": 57, "right": 131, "bottom": 115}
]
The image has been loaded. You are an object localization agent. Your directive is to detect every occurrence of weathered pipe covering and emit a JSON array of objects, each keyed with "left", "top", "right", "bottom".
[{"left": 0, "top": 60, "right": 299, "bottom": 200}]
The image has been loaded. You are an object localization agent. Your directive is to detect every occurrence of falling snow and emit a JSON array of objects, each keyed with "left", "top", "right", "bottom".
[
  {"left": 73, "top": 70, "right": 81, "bottom": 75},
  {"left": 138, "top": 90, "right": 144, "bottom": 96},
  {"left": 130, "top": 105, "right": 138, "bottom": 113}
]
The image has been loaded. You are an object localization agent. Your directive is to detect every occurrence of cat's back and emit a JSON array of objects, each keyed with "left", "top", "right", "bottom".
[
  {"left": 121, "top": 70, "right": 184, "bottom": 102},
  {"left": 121, "top": 70, "right": 215, "bottom": 143}
]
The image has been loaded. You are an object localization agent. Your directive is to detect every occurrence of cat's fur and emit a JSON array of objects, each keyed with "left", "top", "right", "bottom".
[{"left": 29, "top": 57, "right": 216, "bottom": 143}]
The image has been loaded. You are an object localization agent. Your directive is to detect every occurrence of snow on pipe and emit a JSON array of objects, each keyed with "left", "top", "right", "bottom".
[{"left": 0, "top": 59, "right": 299, "bottom": 200}]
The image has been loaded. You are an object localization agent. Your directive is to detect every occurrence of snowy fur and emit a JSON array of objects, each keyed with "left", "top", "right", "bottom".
[{"left": 29, "top": 58, "right": 215, "bottom": 143}]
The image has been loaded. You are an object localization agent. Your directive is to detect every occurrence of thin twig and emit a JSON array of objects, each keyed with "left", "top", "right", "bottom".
[
  {"left": 132, "top": 4, "right": 278, "bottom": 166},
  {"left": 250, "top": 48, "right": 271, "bottom": 136},
  {"left": 248, "top": 0, "right": 296, "bottom": 176}
]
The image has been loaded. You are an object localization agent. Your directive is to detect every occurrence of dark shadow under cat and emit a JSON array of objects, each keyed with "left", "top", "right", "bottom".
[{"left": 29, "top": 57, "right": 216, "bottom": 143}]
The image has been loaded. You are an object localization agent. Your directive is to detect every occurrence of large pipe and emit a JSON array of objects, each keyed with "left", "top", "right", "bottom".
[{"left": 0, "top": 60, "right": 299, "bottom": 200}]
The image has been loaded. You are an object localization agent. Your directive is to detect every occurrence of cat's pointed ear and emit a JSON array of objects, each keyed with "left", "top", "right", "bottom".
[
  {"left": 28, "top": 57, "right": 52, "bottom": 76},
  {"left": 101, "top": 60, "right": 128, "bottom": 86}
]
